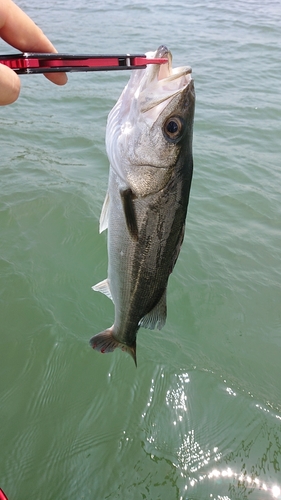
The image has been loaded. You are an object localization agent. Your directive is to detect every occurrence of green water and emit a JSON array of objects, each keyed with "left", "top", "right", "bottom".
[{"left": 1, "top": 1, "right": 281, "bottom": 499}]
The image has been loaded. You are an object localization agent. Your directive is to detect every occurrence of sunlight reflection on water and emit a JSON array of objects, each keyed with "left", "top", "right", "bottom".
[
  {"left": 141, "top": 368, "right": 281, "bottom": 499},
  {"left": 181, "top": 465, "right": 281, "bottom": 499}
]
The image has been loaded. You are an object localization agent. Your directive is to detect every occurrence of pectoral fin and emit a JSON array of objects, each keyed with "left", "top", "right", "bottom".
[
  {"left": 139, "top": 289, "right": 167, "bottom": 330},
  {"left": 120, "top": 188, "right": 138, "bottom": 241}
]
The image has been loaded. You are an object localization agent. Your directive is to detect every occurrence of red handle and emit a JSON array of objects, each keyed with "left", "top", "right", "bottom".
[
  {"left": 0, "top": 53, "right": 168, "bottom": 74},
  {"left": 0, "top": 489, "right": 8, "bottom": 500}
]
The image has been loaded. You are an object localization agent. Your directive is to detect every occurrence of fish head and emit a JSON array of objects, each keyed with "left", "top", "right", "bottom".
[{"left": 106, "top": 45, "right": 195, "bottom": 196}]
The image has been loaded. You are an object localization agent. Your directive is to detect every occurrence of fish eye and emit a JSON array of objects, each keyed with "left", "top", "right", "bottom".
[{"left": 163, "top": 116, "right": 183, "bottom": 142}]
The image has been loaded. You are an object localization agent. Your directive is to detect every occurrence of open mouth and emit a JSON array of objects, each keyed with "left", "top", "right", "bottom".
[
  {"left": 154, "top": 44, "right": 192, "bottom": 82},
  {"left": 139, "top": 47, "right": 193, "bottom": 113},
  {"left": 115, "top": 45, "right": 193, "bottom": 120}
]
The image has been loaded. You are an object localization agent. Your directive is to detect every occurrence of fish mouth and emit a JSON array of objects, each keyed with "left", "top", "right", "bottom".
[{"left": 138, "top": 45, "right": 193, "bottom": 113}]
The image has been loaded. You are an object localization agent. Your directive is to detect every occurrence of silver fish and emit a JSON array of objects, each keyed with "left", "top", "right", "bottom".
[{"left": 90, "top": 45, "right": 195, "bottom": 365}]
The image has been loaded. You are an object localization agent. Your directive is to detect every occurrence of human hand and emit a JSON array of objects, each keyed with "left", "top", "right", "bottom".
[{"left": 0, "top": 0, "right": 67, "bottom": 105}]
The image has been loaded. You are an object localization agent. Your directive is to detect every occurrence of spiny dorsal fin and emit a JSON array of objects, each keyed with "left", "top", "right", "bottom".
[{"left": 120, "top": 188, "right": 138, "bottom": 241}]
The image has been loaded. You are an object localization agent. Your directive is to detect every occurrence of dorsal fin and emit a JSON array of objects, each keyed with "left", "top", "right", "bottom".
[
  {"left": 120, "top": 188, "right": 138, "bottom": 241},
  {"left": 139, "top": 289, "right": 167, "bottom": 330}
]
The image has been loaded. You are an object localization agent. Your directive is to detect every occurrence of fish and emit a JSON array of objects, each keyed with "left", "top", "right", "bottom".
[{"left": 90, "top": 45, "right": 195, "bottom": 365}]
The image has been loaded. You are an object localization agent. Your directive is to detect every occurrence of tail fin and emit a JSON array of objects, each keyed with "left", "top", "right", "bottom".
[{"left": 89, "top": 327, "right": 137, "bottom": 366}]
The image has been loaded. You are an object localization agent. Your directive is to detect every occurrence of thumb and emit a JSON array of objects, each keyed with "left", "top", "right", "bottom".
[{"left": 0, "top": 62, "right": 21, "bottom": 105}]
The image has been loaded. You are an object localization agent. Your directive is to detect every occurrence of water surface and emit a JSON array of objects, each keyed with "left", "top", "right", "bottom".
[{"left": 0, "top": 1, "right": 281, "bottom": 499}]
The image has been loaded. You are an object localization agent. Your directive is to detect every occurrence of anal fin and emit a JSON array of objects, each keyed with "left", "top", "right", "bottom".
[{"left": 92, "top": 278, "right": 113, "bottom": 302}]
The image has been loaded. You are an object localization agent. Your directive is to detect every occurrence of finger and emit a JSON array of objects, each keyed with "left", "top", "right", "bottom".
[
  {"left": 43, "top": 72, "right": 68, "bottom": 86},
  {"left": 0, "top": 63, "right": 21, "bottom": 105},
  {"left": 0, "top": 0, "right": 56, "bottom": 52},
  {"left": 0, "top": 0, "right": 67, "bottom": 85}
]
